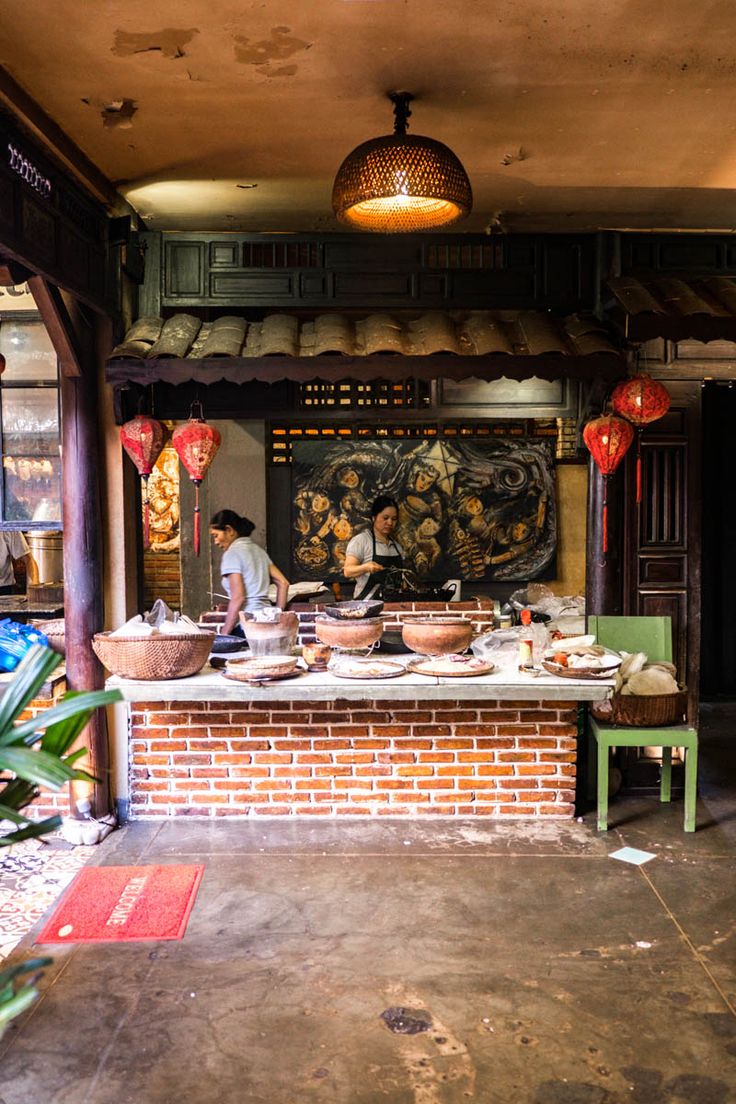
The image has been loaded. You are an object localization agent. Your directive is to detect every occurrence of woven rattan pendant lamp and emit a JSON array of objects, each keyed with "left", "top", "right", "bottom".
[{"left": 332, "top": 91, "right": 472, "bottom": 232}]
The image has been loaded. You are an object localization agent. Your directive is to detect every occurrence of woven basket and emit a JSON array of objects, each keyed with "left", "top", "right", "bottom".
[
  {"left": 31, "top": 618, "right": 65, "bottom": 657},
  {"left": 590, "top": 689, "right": 688, "bottom": 727},
  {"left": 92, "top": 632, "right": 215, "bottom": 680}
]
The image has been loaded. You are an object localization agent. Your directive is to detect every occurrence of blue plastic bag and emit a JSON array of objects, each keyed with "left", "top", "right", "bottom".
[{"left": 0, "top": 618, "right": 49, "bottom": 672}]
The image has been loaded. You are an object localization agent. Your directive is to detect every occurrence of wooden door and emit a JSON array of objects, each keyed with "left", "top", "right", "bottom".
[{"left": 623, "top": 381, "right": 702, "bottom": 719}]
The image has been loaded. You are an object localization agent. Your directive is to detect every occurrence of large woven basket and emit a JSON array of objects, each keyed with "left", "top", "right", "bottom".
[
  {"left": 92, "top": 632, "right": 215, "bottom": 680},
  {"left": 590, "top": 689, "right": 688, "bottom": 727},
  {"left": 31, "top": 618, "right": 65, "bottom": 657}
]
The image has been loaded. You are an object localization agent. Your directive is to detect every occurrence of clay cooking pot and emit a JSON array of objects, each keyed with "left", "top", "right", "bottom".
[
  {"left": 401, "top": 617, "right": 473, "bottom": 656},
  {"left": 239, "top": 611, "right": 299, "bottom": 656},
  {"left": 314, "top": 615, "right": 384, "bottom": 650}
]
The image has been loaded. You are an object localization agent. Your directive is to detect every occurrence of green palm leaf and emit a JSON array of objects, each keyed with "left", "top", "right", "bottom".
[
  {"left": 0, "top": 803, "right": 34, "bottom": 825},
  {"left": 0, "top": 643, "right": 123, "bottom": 1037},
  {"left": 0, "top": 816, "right": 62, "bottom": 846},
  {"left": 0, "top": 746, "right": 86, "bottom": 788},
  {"left": 0, "top": 958, "right": 53, "bottom": 1037},
  {"left": 0, "top": 646, "right": 60, "bottom": 734},
  {"left": 8, "top": 689, "right": 121, "bottom": 748}
]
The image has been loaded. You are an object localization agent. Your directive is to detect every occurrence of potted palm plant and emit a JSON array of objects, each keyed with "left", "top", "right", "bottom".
[{"left": 0, "top": 645, "right": 121, "bottom": 1038}]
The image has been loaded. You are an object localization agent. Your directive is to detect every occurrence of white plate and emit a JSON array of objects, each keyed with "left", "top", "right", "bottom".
[
  {"left": 330, "top": 659, "right": 406, "bottom": 679},
  {"left": 408, "top": 655, "right": 496, "bottom": 678},
  {"left": 221, "top": 668, "right": 303, "bottom": 683}
]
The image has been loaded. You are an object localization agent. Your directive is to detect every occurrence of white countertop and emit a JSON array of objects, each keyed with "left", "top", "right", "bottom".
[{"left": 108, "top": 662, "right": 614, "bottom": 703}]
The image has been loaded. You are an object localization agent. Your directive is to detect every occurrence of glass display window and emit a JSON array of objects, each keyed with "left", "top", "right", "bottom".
[{"left": 0, "top": 302, "right": 61, "bottom": 526}]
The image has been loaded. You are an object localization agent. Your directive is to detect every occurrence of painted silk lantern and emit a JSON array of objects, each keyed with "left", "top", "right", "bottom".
[
  {"left": 582, "top": 414, "right": 634, "bottom": 556},
  {"left": 120, "top": 414, "right": 167, "bottom": 548},
  {"left": 172, "top": 405, "right": 221, "bottom": 555},
  {"left": 611, "top": 374, "right": 671, "bottom": 502}
]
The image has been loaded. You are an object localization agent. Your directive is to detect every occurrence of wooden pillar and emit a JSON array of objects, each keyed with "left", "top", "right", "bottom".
[
  {"left": 29, "top": 277, "right": 111, "bottom": 818},
  {"left": 60, "top": 355, "right": 111, "bottom": 817},
  {"left": 585, "top": 460, "right": 625, "bottom": 616}
]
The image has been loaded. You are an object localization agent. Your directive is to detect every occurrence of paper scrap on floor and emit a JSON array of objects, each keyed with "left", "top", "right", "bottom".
[{"left": 609, "top": 846, "right": 657, "bottom": 866}]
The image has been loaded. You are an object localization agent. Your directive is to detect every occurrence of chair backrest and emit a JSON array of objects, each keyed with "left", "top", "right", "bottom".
[{"left": 587, "top": 615, "right": 673, "bottom": 664}]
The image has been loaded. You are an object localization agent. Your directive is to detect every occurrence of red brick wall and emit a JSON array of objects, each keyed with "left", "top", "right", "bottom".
[
  {"left": 129, "top": 697, "right": 578, "bottom": 818},
  {"left": 143, "top": 549, "right": 181, "bottom": 612},
  {"left": 20, "top": 695, "right": 73, "bottom": 820}
]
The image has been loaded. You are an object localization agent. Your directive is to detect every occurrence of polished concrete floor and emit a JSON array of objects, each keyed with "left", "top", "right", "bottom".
[{"left": 1, "top": 704, "right": 734, "bottom": 1104}]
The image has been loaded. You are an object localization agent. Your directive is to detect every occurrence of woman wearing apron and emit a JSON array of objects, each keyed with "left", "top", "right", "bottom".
[{"left": 343, "top": 496, "right": 403, "bottom": 599}]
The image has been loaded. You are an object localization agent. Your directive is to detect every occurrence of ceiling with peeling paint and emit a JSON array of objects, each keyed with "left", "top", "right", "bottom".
[{"left": 2, "top": 0, "right": 736, "bottom": 234}]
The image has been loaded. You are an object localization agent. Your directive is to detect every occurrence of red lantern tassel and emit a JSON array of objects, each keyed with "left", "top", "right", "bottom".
[
  {"left": 142, "top": 478, "right": 150, "bottom": 550},
  {"left": 602, "top": 480, "right": 608, "bottom": 556},
  {"left": 194, "top": 485, "right": 200, "bottom": 556},
  {"left": 636, "top": 434, "right": 642, "bottom": 504}
]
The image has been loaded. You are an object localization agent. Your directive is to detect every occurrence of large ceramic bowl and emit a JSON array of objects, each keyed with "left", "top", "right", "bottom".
[
  {"left": 239, "top": 611, "right": 298, "bottom": 656},
  {"left": 401, "top": 617, "right": 473, "bottom": 656},
  {"left": 314, "top": 615, "right": 384, "bottom": 650}
]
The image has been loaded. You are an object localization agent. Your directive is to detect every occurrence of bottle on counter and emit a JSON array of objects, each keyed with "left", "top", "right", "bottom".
[
  {"left": 519, "top": 607, "right": 549, "bottom": 667},
  {"left": 518, "top": 608, "right": 535, "bottom": 670}
]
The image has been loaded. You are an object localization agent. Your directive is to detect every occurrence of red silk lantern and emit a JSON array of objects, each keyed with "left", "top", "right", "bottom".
[
  {"left": 0, "top": 353, "right": 6, "bottom": 375},
  {"left": 611, "top": 375, "right": 670, "bottom": 503},
  {"left": 120, "top": 414, "right": 166, "bottom": 548},
  {"left": 583, "top": 414, "right": 634, "bottom": 555},
  {"left": 172, "top": 405, "right": 221, "bottom": 556}
]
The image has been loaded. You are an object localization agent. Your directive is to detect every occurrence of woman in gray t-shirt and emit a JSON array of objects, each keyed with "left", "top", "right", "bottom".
[{"left": 210, "top": 510, "right": 290, "bottom": 634}]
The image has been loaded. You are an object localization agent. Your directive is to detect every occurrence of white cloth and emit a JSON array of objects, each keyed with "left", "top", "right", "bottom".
[
  {"left": 0, "top": 531, "right": 30, "bottom": 588},
  {"left": 344, "top": 529, "right": 403, "bottom": 599},
  {"left": 220, "top": 536, "right": 271, "bottom": 613}
]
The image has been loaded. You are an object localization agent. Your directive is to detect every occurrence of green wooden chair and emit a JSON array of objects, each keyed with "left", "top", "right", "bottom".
[{"left": 587, "top": 615, "right": 698, "bottom": 832}]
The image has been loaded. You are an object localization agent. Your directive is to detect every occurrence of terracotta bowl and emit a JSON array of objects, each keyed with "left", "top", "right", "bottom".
[
  {"left": 401, "top": 617, "right": 473, "bottom": 656},
  {"left": 314, "top": 615, "right": 384, "bottom": 650},
  {"left": 302, "top": 641, "right": 333, "bottom": 668}
]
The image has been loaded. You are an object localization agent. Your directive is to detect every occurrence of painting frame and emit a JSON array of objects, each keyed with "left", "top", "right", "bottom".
[{"left": 285, "top": 435, "right": 557, "bottom": 584}]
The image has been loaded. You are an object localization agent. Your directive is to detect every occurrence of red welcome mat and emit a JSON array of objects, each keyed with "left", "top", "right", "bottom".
[{"left": 36, "top": 864, "right": 204, "bottom": 944}]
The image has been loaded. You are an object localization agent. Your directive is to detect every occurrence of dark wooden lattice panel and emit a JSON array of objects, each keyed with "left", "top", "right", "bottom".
[
  {"left": 270, "top": 419, "right": 554, "bottom": 463},
  {"left": 640, "top": 443, "right": 686, "bottom": 547},
  {"left": 298, "top": 379, "right": 430, "bottom": 410}
]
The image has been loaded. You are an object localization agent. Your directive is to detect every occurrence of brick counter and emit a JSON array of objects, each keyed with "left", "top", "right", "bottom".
[{"left": 112, "top": 669, "right": 612, "bottom": 821}]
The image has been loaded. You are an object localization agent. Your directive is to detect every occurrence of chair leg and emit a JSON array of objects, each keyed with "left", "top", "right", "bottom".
[
  {"left": 660, "top": 747, "right": 672, "bottom": 803},
  {"left": 586, "top": 728, "right": 597, "bottom": 801},
  {"left": 684, "top": 743, "right": 698, "bottom": 833},
  {"left": 597, "top": 736, "right": 610, "bottom": 831}
]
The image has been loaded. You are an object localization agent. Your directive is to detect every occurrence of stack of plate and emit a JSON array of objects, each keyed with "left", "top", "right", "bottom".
[{"left": 222, "top": 655, "right": 300, "bottom": 682}]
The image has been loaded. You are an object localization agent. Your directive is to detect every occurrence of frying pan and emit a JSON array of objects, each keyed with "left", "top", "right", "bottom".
[{"left": 323, "top": 599, "right": 385, "bottom": 620}]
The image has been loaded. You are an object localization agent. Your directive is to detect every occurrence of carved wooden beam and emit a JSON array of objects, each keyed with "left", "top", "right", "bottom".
[
  {"left": 0, "top": 65, "right": 122, "bottom": 211},
  {"left": 27, "top": 276, "right": 82, "bottom": 377},
  {"left": 0, "top": 255, "right": 32, "bottom": 287}
]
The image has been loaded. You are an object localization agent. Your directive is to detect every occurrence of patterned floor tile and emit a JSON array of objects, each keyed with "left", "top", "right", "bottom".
[{"left": 0, "top": 837, "right": 95, "bottom": 960}]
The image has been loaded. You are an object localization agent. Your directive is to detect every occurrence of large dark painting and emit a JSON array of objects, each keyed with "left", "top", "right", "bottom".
[{"left": 290, "top": 438, "right": 556, "bottom": 582}]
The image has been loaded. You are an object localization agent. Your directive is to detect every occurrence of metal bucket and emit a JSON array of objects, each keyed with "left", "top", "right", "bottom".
[{"left": 28, "top": 531, "right": 63, "bottom": 584}]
